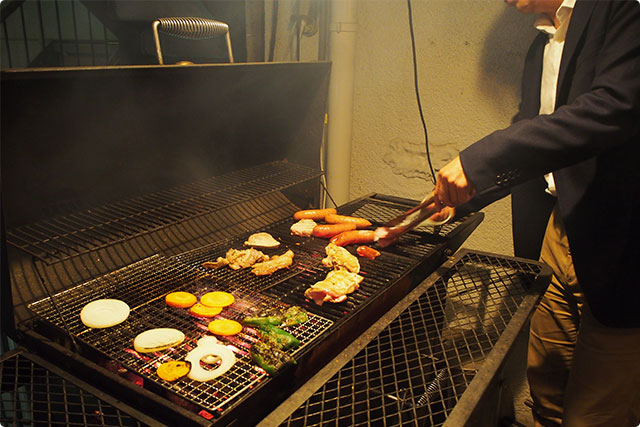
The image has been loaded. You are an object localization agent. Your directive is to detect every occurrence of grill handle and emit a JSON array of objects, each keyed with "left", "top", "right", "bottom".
[{"left": 152, "top": 17, "right": 234, "bottom": 64}]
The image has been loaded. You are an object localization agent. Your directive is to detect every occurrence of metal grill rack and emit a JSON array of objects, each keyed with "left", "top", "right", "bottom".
[
  {"left": 14, "top": 189, "right": 484, "bottom": 425},
  {"left": 28, "top": 254, "right": 333, "bottom": 415},
  {"left": 0, "top": 348, "right": 155, "bottom": 426},
  {"left": 6, "top": 161, "right": 322, "bottom": 265},
  {"left": 173, "top": 223, "right": 423, "bottom": 324},
  {"left": 278, "top": 250, "right": 551, "bottom": 427}
]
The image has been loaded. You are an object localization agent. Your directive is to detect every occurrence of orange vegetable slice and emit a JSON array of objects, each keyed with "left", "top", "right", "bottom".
[
  {"left": 157, "top": 360, "right": 190, "bottom": 381},
  {"left": 189, "top": 303, "right": 222, "bottom": 318},
  {"left": 201, "top": 291, "right": 234, "bottom": 308},
  {"left": 165, "top": 291, "right": 197, "bottom": 308},
  {"left": 208, "top": 319, "right": 243, "bottom": 336}
]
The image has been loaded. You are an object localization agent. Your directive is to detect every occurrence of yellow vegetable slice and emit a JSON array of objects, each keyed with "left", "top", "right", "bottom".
[
  {"left": 189, "top": 303, "right": 222, "bottom": 318},
  {"left": 201, "top": 291, "right": 235, "bottom": 308},
  {"left": 208, "top": 319, "right": 242, "bottom": 336},
  {"left": 165, "top": 291, "right": 197, "bottom": 308},
  {"left": 157, "top": 360, "right": 190, "bottom": 381}
]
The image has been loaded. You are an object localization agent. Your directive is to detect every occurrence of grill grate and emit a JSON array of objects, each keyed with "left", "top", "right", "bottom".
[
  {"left": 173, "top": 220, "right": 425, "bottom": 324},
  {"left": 281, "top": 251, "right": 547, "bottom": 426},
  {"left": 21, "top": 194, "right": 482, "bottom": 423},
  {"left": 0, "top": 349, "right": 148, "bottom": 426},
  {"left": 28, "top": 254, "right": 333, "bottom": 416},
  {"left": 6, "top": 161, "right": 322, "bottom": 265}
]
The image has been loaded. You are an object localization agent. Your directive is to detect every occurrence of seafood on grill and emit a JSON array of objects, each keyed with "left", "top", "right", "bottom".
[
  {"left": 244, "top": 232, "right": 280, "bottom": 249},
  {"left": 304, "top": 269, "right": 364, "bottom": 305},
  {"left": 322, "top": 242, "right": 360, "bottom": 273},
  {"left": 251, "top": 249, "right": 294, "bottom": 276},
  {"left": 203, "top": 248, "right": 269, "bottom": 270},
  {"left": 290, "top": 219, "right": 317, "bottom": 237}
]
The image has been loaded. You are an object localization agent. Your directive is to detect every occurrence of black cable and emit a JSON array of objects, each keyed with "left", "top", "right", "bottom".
[
  {"left": 268, "top": 0, "right": 279, "bottom": 61},
  {"left": 320, "top": 178, "right": 338, "bottom": 209},
  {"left": 407, "top": 0, "right": 437, "bottom": 185}
]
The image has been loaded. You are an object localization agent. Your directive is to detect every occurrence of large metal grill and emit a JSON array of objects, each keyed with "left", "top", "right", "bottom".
[
  {"left": 0, "top": 348, "right": 158, "bottom": 426},
  {"left": 20, "top": 186, "right": 482, "bottom": 424},
  {"left": 276, "top": 250, "right": 550, "bottom": 427}
]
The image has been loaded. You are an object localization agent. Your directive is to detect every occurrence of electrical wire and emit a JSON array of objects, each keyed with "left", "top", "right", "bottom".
[
  {"left": 407, "top": 0, "right": 437, "bottom": 185},
  {"left": 268, "top": 0, "right": 279, "bottom": 61}
]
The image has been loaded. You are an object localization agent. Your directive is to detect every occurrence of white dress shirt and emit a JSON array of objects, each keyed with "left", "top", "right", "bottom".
[{"left": 536, "top": 0, "right": 575, "bottom": 196}]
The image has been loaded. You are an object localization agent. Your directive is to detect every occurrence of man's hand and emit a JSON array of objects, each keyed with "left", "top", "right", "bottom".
[{"left": 434, "top": 156, "right": 476, "bottom": 207}]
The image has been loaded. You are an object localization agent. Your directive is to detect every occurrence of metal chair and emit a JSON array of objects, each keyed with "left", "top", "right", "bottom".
[{"left": 152, "top": 17, "right": 234, "bottom": 64}]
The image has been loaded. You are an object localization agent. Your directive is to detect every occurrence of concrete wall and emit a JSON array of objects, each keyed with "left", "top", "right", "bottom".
[{"left": 349, "top": 0, "right": 538, "bottom": 257}]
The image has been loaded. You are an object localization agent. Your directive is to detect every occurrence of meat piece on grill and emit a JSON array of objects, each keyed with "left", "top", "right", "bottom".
[
  {"left": 252, "top": 249, "right": 294, "bottom": 276},
  {"left": 290, "top": 219, "right": 317, "bottom": 237},
  {"left": 322, "top": 242, "right": 360, "bottom": 273},
  {"left": 244, "top": 232, "right": 280, "bottom": 248},
  {"left": 203, "top": 248, "right": 269, "bottom": 270},
  {"left": 304, "top": 269, "right": 364, "bottom": 305}
]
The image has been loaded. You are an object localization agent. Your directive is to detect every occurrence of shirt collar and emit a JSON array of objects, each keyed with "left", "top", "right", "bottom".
[{"left": 535, "top": 0, "right": 576, "bottom": 36}]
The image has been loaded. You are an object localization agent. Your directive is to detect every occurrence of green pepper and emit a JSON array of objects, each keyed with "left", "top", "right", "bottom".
[
  {"left": 281, "top": 306, "right": 309, "bottom": 327},
  {"left": 250, "top": 341, "right": 296, "bottom": 375},
  {"left": 261, "top": 324, "right": 300, "bottom": 350},
  {"left": 242, "top": 315, "right": 282, "bottom": 329}
]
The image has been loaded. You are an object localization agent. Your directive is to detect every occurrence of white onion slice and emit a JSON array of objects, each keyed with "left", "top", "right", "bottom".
[
  {"left": 133, "top": 328, "right": 185, "bottom": 353},
  {"left": 186, "top": 343, "right": 236, "bottom": 382},
  {"left": 80, "top": 299, "right": 130, "bottom": 329},
  {"left": 197, "top": 336, "right": 219, "bottom": 347},
  {"left": 197, "top": 336, "right": 221, "bottom": 363}
]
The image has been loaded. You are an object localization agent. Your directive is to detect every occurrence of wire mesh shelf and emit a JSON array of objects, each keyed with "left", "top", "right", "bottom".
[
  {"left": 0, "top": 349, "right": 147, "bottom": 426},
  {"left": 281, "top": 251, "right": 549, "bottom": 426},
  {"left": 6, "top": 161, "right": 322, "bottom": 265}
]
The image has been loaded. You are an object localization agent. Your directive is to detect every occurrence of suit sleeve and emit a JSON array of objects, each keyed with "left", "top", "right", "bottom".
[{"left": 460, "top": 0, "right": 640, "bottom": 197}]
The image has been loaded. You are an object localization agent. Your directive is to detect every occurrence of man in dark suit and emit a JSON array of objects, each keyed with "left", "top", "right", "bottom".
[{"left": 434, "top": 0, "right": 640, "bottom": 425}]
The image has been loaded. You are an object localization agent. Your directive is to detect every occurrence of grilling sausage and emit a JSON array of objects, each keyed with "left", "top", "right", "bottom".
[
  {"left": 357, "top": 245, "right": 381, "bottom": 260},
  {"left": 293, "top": 208, "right": 337, "bottom": 221},
  {"left": 312, "top": 223, "right": 357, "bottom": 238},
  {"left": 324, "top": 214, "right": 372, "bottom": 228},
  {"left": 330, "top": 230, "right": 377, "bottom": 247}
]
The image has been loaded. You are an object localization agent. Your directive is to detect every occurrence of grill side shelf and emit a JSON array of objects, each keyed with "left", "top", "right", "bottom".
[
  {"left": 267, "top": 249, "right": 552, "bottom": 427},
  {"left": 6, "top": 161, "right": 322, "bottom": 265},
  {"left": 0, "top": 348, "right": 159, "bottom": 426}
]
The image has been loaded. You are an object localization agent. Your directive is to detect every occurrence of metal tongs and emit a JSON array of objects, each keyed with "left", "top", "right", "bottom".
[{"left": 374, "top": 192, "right": 453, "bottom": 247}]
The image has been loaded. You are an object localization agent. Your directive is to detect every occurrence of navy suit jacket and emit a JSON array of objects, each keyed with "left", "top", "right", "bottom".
[{"left": 459, "top": 0, "right": 640, "bottom": 327}]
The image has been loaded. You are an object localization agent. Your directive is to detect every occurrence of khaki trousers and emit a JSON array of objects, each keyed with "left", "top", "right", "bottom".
[{"left": 527, "top": 205, "right": 640, "bottom": 427}]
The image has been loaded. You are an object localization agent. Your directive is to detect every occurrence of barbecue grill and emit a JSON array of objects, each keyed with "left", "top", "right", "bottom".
[{"left": 1, "top": 63, "right": 549, "bottom": 426}]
